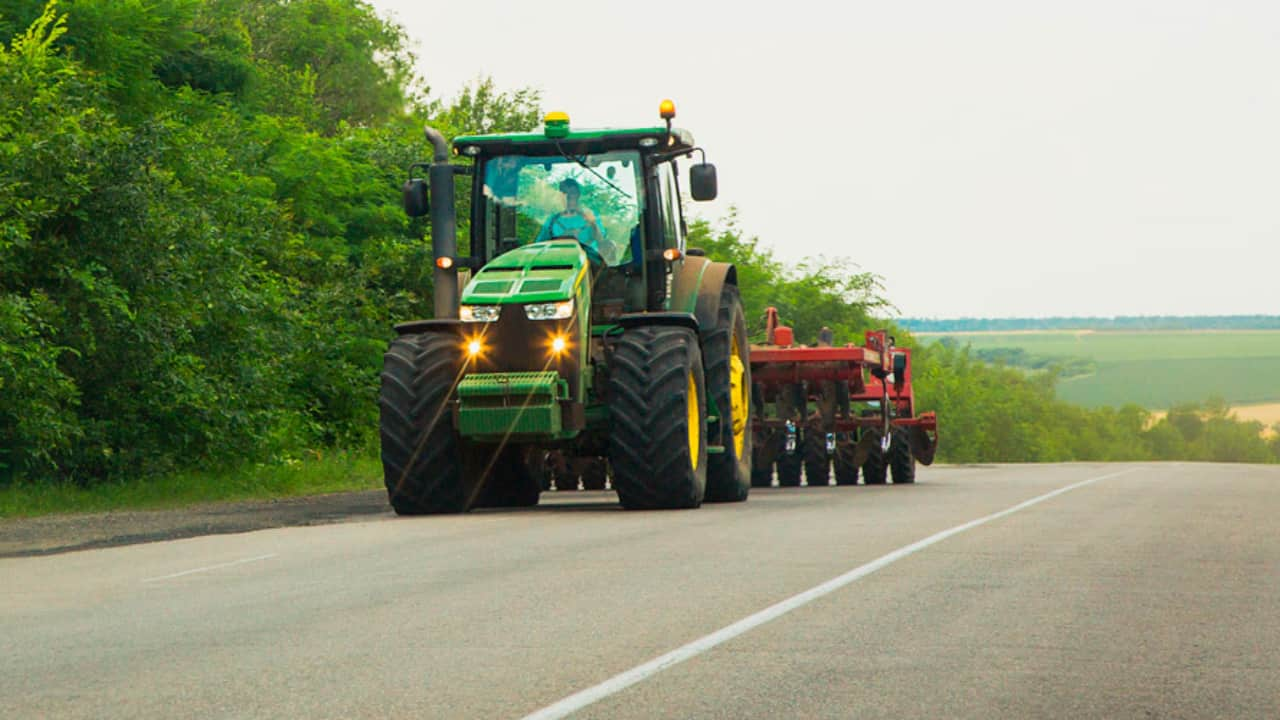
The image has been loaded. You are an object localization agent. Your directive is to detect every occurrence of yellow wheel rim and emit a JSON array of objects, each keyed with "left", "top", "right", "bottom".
[
  {"left": 730, "top": 332, "right": 748, "bottom": 458},
  {"left": 687, "top": 370, "right": 700, "bottom": 471}
]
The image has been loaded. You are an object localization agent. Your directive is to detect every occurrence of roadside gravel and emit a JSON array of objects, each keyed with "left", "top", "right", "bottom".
[{"left": 0, "top": 490, "right": 390, "bottom": 558}]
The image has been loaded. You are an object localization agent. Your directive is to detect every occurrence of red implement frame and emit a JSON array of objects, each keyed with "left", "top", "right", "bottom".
[{"left": 749, "top": 307, "right": 938, "bottom": 466}]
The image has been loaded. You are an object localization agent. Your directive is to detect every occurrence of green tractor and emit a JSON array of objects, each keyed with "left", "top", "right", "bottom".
[{"left": 381, "top": 101, "right": 753, "bottom": 513}]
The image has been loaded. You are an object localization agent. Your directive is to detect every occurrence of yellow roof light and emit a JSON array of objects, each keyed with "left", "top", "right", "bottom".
[
  {"left": 544, "top": 110, "right": 571, "bottom": 138},
  {"left": 659, "top": 99, "right": 676, "bottom": 120}
]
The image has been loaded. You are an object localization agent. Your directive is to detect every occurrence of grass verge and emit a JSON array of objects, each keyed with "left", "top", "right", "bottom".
[{"left": 0, "top": 449, "right": 382, "bottom": 519}]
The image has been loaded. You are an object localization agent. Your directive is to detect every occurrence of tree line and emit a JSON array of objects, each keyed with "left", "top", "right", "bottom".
[
  {"left": 0, "top": 0, "right": 537, "bottom": 483},
  {"left": 2, "top": 1, "right": 1274, "bottom": 488}
]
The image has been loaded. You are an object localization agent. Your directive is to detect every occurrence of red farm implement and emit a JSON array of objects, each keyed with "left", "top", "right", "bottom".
[{"left": 748, "top": 308, "right": 938, "bottom": 488}]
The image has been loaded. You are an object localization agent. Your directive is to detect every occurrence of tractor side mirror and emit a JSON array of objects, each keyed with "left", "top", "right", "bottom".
[
  {"left": 402, "top": 179, "right": 429, "bottom": 217},
  {"left": 690, "top": 163, "right": 718, "bottom": 201}
]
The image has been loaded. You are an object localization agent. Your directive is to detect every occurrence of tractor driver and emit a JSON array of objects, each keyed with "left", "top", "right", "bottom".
[{"left": 536, "top": 178, "right": 606, "bottom": 260}]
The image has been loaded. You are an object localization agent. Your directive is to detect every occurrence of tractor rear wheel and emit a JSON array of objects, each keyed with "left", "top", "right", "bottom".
[
  {"left": 889, "top": 428, "right": 916, "bottom": 484},
  {"left": 379, "top": 333, "right": 476, "bottom": 514},
  {"left": 834, "top": 436, "right": 859, "bottom": 486},
  {"left": 608, "top": 326, "right": 708, "bottom": 510},
  {"left": 803, "top": 426, "right": 830, "bottom": 487},
  {"left": 703, "top": 285, "right": 752, "bottom": 503}
]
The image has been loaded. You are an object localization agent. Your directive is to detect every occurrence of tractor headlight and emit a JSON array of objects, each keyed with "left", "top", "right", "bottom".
[
  {"left": 524, "top": 299, "right": 574, "bottom": 321},
  {"left": 460, "top": 305, "right": 501, "bottom": 323}
]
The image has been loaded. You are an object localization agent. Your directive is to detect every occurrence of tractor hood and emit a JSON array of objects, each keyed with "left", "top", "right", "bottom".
[{"left": 461, "top": 241, "right": 588, "bottom": 304}]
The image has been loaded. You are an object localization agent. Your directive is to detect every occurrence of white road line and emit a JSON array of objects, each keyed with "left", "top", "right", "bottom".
[
  {"left": 520, "top": 466, "right": 1142, "bottom": 720},
  {"left": 141, "top": 553, "right": 278, "bottom": 583}
]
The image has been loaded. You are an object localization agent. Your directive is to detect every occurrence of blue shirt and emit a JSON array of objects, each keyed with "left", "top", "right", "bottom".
[{"left": 536, "top": 211, "right": 606, "bottom": 255}]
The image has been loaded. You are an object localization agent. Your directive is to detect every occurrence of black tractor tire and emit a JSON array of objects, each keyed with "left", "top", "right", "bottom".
[
  {"left": 474, "top": 445, "right": 544, "bottom": 508},
  {"left": 862, "top": 436, "right": 888, "bottom": 486},
  {"left": 833, "top": 435, "right": 860, "bottom": 486},
  {"left": 579, "top": 458, "right": 608, "bottom": 490},
  {"left": 608, "top": 325, "right": 708, "bottom": 510},
  {"left": 803, "top": 426, "right": 830, "bottom": 487},
  {"left": 776, "top": 450, "right": 802, "bottom": 487},
  {"left": 703, "top": 285, "right": 753, "bottom": 503},
  {"left": 889, "top": 428, "right": 916, "bottom": 484},
  {"left": 379, "top": 333, "right": 476, "bottom": 514}
]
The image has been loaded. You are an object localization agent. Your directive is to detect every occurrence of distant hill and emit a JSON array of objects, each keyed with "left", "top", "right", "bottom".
[{"left": 899, "top": 316, "right": 1280, "bottom": 333}]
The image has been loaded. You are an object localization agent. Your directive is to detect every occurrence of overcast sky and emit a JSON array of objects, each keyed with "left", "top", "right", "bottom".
[{"left": 369, "top": 0, "right": 1279, "bottom": 318}]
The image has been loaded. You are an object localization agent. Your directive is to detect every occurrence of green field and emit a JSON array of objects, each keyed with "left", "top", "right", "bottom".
[{"left": 924, "top": 331, "right": 1280, "bottom": 409}]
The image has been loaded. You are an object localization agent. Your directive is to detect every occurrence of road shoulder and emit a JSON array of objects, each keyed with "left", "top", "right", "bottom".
[{"left": 0, "top": 490, "right": 389, "bottom": 558}]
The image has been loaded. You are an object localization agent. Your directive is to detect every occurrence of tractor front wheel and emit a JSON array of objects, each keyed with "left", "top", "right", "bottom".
[
  {"left": 608, "top": 326, "right": 708, "bottom": 510},
  {"left": 379, "top": 333, "right": 476, "bottom": 514}
]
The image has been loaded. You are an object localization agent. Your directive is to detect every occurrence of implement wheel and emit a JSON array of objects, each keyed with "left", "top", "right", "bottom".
[
  {"left": 379, "top": 333, "right": 477, "bottom": 514},
  {"left": 749, "top": 387, "right": 773, "bottom": 488},
  {"left": 777, "top": 451, "right": 802, "bottom": 487},
  {"left": 579, "top": 458, "right": 608, "bottom": 490},
  {"left": 803, "top": 426, "right": 830, "bottom": 487},
  {"left": 834, "top": 436, "right": 859, "bottom": 486},
  {"left": 554, "top": 471, "right": 578, "bottom": 491},
  {"left": 889, "top": 428, "right": 916, "bottom": 484},
  {"left": 703, "top": 286, "right": 753, "bottom": 503},
  {"left": 608, "top": 326, "right": 708, "bottom": 510},
  {"left": 861, "top": 429, "right": 888, "bottom": 486},
  {"left": 750, "top": 431, "right": 776, "bottom": 487}
]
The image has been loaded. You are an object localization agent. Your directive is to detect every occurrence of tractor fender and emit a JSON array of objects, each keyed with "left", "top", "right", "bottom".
[
  {"left": 615, "top": 312, "right": 700, "bottom": 332},
  {"left": 670, "top": 257, "right": 738, "bottom": 335},
  {"left": 394, "top": 318, "right": 463, "bottom": 335}
]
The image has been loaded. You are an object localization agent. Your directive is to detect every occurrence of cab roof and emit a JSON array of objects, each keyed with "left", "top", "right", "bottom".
[{"left": 452, "top": 126, "right": 697, "bottom": 157}]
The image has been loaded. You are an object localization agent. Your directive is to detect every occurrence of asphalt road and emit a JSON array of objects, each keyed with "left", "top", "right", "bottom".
[{"left": 3, "top": 462, "right": 1278, "bottom": 719}]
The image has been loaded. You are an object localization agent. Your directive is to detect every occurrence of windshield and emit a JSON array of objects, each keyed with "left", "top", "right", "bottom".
[{"left": 481, "top": 150, "right": 643, "bottom": 266}]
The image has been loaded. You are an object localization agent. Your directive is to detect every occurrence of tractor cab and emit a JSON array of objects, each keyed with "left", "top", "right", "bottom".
[{"left": 406, "top": 101, "right": 718, "bottom": 322}]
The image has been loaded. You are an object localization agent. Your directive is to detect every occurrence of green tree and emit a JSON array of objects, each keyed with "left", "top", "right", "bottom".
[
  {"left": 1, "top": 2, "right": 543, "bottom": 485},
  {"left": 687, "top": 214, "right": 891, "bottom": 344}
]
